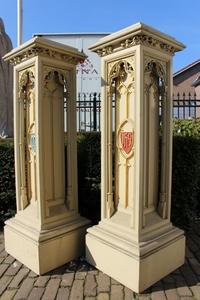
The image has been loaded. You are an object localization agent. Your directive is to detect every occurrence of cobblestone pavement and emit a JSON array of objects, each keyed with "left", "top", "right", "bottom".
[{"left": 1, "top": 225, "right": 200, "bottom": 300}]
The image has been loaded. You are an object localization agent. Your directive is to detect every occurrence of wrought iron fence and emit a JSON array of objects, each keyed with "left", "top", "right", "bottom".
[
  {"left": 173, "top": 92, "right": 200, "bottom": 119},
  {"left": 76, "top": 92, "right": 200, "bottom": 132},
  {"left": 76, "top": 92, "right": 101, "bottom": 132}
]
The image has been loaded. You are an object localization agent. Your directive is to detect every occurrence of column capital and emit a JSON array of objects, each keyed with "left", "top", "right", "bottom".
[
  {"left": 89, "top": 22, "right": 185, "bottom": 57},
  {"left": 4, "top": 36, "right": 86, "bottom": 66}
]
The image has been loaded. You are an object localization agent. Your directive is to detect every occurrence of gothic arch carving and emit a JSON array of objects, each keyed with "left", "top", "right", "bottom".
[
  {"left": 105, "top": 57, "right": 135, "bottom": 218},
  {"left": 41, "top": 67, "right": 72, "bottom": 214},
  {"left": 144, "top": 60, "right": 166, "bottom": 96},
  {"left": 144, "top": 58, "right": 168, "bottom": 219},
  {"left": 43, "top": 68, "right": 69, "bottom": 95},
  {"left": 109, "top": 59, "right": 134, "bottom": 88},
  {"left": 18, "top": 68, "right": 36, "bottom": 209}
]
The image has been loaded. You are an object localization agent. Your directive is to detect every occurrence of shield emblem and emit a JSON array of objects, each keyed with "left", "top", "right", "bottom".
[{"left": 120, "top": 131, "right": 134, "bottom": 154}]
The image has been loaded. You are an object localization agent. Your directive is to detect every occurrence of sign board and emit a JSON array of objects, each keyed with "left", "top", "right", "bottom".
[{"left": 34, "top": 33, "right": 109, "bottom": 94}]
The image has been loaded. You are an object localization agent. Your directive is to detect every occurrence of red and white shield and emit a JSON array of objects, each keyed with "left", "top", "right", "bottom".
[{"left": 120, "top": 131, "right": 134, "bottom": 154}]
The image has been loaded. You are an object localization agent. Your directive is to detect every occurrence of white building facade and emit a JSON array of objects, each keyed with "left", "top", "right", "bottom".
[{"left": 34, "top": 33, "right": 109, "bottom": 94}]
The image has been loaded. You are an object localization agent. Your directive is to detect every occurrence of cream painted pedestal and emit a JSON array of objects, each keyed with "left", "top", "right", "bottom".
[
  {"left": 87, "top": 223, "right": 185, "bottom": 292},
  {"left": 5, "top": 214, "right": 88, "bottom": 274},
  {"left": 86, "top": 23, "right": 186, "bottom": 293},
  {"left": 4, "top": 37, "right": 90, "bottom": 274}
]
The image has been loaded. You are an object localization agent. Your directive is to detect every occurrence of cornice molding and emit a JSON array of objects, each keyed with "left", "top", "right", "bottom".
[
  {"left": 4, "top": 37, "right": 86, "bottom": 66},
  {"left": 89, "top": 22, "right": 185, "bottom": 57},
  {"left": 95, "top": 34, "right": 176, "bottom": 57}
]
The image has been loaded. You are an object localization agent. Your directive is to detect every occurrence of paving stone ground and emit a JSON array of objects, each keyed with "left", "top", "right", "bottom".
[{"left": 1, "top": 225, "right": 200, "bottom": 300}]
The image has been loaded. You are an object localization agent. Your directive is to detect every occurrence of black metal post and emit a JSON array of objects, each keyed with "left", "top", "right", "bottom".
[{"left": 93, "top": 92, "right": 97, "bottom": 131}]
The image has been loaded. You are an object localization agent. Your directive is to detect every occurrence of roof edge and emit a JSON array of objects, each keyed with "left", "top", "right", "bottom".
[
  {"left": 173, "top": 59, "right": 200, "bottom": 77},
  {"left": 33, "top": 33, "right": 110, "bottom": 37}
]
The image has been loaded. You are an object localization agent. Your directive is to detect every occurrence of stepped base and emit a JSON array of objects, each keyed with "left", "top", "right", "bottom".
[
  {"left": 86, "top": 223, "right": 185, "bottom": 293},
  {"left": 4, "top": 216, "right": 90, "bottom": 275}
]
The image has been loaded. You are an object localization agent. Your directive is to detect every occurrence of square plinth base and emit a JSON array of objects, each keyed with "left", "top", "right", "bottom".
[
  {"left": 4, "top": 216, "right": 90, "bottom": 275},
  {"left": 86, "top": 225, "right": 185, "bottom": 293}
]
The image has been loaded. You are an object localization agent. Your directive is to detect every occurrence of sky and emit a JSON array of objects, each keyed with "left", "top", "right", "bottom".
[{"left": 1, "top": 0, "right": 200, "bottom": 72}]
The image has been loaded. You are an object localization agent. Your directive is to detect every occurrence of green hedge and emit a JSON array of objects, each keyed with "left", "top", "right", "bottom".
[
  {"left": 0, "top": 140, "right": 16, "bottom": 227},
  {"left": 171, "top": 136, "right": 200, "bottom": 227},
  {"left": 0, "top": 134, "right": 101, "bottom": 227},
  {"left": 171, "top": 119, "right": 200, "bottom": 228},
  {"left": 1, "top": 119, "right": 200, "bottom": 229},
  {"left": 173, "top": 118, "right": 200, "bottom": 138},
  {"left": 78, "top": 121, "right": 200, "bottom": 228}
]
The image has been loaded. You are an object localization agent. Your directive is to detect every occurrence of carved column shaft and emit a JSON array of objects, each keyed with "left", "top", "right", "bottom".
[
  {"left": 86, "top": 22, "right": 186, "bottom": 293},
  {"left": 4, "top": 37, "right": 89, "bottom": 275}
]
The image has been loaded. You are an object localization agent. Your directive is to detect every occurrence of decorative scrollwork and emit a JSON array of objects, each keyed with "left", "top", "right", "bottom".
[
  {"left": 9, "top": 46, "right": 83, "bottom": 66},
  {"left": 121, "top": 35, "right": 158, "bottom": 49},
  {"left": 96, "top": 46, "right": 113, "bottom": 57},
  {"left": 95, "top": 34, "right": 176, "bottom": 57}
]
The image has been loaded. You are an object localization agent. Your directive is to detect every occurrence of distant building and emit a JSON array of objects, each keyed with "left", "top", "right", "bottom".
[
  {"left": 173, "top": 59, "right": 200, "bottom": 98},
  {"left": 34, "top": 33, "right": 109, "bottom": 94},
  {"left": 33, "top": 33, "right": 110, "bottom": 131},
  {"left": 173, "top": 60, "right": 200, "bottom": 118}
]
